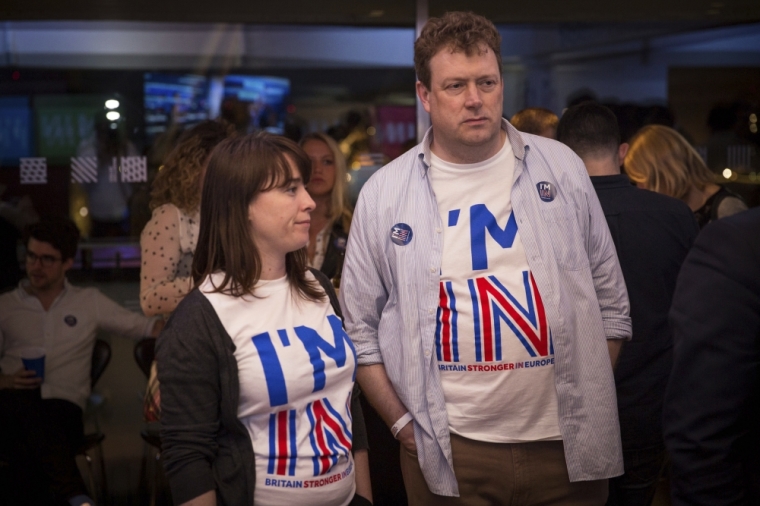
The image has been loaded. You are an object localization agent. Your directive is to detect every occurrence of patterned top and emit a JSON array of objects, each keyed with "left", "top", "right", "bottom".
[
  {"left": 140, "top": 203, "right": 199, "bottom": 317},
  {"left": 340, "top": 120, "right": 631, "bottom": 496}
]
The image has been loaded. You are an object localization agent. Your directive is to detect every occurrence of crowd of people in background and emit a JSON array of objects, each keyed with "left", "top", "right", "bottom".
[{"left": 0, "top": 10, "right": 758, "bottom": 506}]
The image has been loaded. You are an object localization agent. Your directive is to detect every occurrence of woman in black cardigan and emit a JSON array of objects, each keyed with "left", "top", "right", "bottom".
[{"left": 157, "top": 133, "right": 371, "bottom": 506}]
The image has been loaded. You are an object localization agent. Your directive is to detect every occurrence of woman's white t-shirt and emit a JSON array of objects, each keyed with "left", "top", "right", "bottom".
[{"left": 200, "top": 272, "right": 357, "bottom": 506}]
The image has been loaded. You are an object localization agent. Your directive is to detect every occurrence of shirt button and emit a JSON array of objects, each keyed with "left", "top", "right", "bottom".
[
  {"left": 425, "top": 350, "right": 431, "bottom": 357},
  {"left": 435, "top": 228, "right": 441, "bottom": 233},
  {"left": 430, "top": 267, "right": 436, "bottom": 273},
  {"left": 429, "top": 308, "right": 435, "bottom": 315}
]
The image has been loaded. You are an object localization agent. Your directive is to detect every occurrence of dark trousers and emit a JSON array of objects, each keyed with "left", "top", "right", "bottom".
[
  {"left": 0, "top": 389, "right": 87, "bottom": 505},
  {"left": 606, "top": 444, "right": 666, "bottom": 506}
]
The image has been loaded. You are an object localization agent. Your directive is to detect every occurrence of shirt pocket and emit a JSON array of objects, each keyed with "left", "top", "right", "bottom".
[{"left": 540, "top": 204, "right": 586, "bottom": 271}]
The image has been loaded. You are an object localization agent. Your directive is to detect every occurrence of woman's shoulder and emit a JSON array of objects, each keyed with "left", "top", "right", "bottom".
[
  {"left": 715, "top": 191, "right": 748, "bottom": 219},
  {"left": 306, "top": 268, "right": 329, "bottom": 290},
  {"left": 152, "top": 202, "right": 182, "bottom": 216},
  {"left": 166, "top": 289, "right": 217, "bottom": 331},
  {"left": 307, "top": 268, "right": 342, "bottom": 317},
  {"left": 143, "top": 203, "right": 181, "bottom": 233}
]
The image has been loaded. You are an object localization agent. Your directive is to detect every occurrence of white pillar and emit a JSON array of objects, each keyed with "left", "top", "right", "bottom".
[{"left": 415, "top": 0, "right": 431, "bottom": 142}]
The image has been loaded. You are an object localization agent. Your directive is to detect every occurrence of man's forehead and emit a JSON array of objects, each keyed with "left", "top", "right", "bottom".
[
  {"left": 438, "top": 43, "right": 491, "bottom": 58},
  {"left": 429, "top": 45, "right": 500, "bottom": 78}
]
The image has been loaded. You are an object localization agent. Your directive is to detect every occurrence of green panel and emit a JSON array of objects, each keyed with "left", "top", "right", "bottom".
[{"left": 34, "top": 95, "right": 108, "bottom": 164}]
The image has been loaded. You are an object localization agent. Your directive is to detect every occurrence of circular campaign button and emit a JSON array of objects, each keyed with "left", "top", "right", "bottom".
[
  {"left": 536, "top": 181, "right": 556, "bottom": 202},
  {"left": 390, "top": 223, "right": 413, "bottom": 246}
]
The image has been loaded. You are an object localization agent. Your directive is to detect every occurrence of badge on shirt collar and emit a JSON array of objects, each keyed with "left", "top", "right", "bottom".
[
  {"left": 390, "top": 223, "right": 413, "bottom": 246},
  {"left": 536, "top": 181, "right": 556, "bottom": 202},
  {"left": 64, "top": 315, "right": 77, "bottom": 327}
]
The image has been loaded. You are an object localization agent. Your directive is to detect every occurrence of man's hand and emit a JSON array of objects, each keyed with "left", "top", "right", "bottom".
[
  {"left": 150, "top": 319, "right": 166, "bottom": 338},
  {"left": 396, "top": 421, "right": 417, "bottom": 454},
  {"left": 0, "top": 368, "right": 43, "bottom": 390},
  {"left": 607, "top": 339, "right": 624, "bottom": 369},
  {"left": 356, "top": 364, "right": 418, "bottom": 454}
]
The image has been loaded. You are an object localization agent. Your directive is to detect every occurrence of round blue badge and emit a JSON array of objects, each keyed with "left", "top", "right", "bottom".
[
  {"left": 536, "top": 181, "right": 556, "bottom": 202},
  {"left": 390, "top": 223, "right": 414, "bottom": 246},
  {"left": 64, "top": 315, "right": 77, "bottom": 327}
]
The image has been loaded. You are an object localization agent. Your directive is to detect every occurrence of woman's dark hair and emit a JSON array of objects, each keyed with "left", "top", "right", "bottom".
[
  {"left": 192, "top": 133, "right": 324, "bottom": 301},
  {"left": 23, "top": 218, "right": 81, "bottom": 261}
]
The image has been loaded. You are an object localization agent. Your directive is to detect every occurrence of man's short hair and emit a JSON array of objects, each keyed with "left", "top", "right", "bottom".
[
  {"left": 414, "top": 11, "right": 502, "bottom": 90},
  {"left": 23, "top": 218, "right": 81, "bottom": 261},
  {"left": 557, "top": 102, "right": 621, "bottom": 159},
  {"left": 510, "top": 108, "right": 559, "bottom": 138}
]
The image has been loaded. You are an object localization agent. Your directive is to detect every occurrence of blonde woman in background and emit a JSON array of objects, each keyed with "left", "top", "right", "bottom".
[
  {"left": 625, "top": 125, "right": 747, "bottom": 229},
  {"left": 300, "top": 133, "right": 353, "bottom": 281},
  {"left": 140, "top": 120, "right": 235, "bottom": 316}
]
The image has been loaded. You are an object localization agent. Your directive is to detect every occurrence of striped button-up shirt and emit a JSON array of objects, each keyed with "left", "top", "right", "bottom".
[{"left": 340, "top": 120, "right": 630, "bottom": 496}]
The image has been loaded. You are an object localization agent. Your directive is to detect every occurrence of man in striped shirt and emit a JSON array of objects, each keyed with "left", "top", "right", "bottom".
[{"left": 341, "top": 11, "right": 630, "bottom": 505}]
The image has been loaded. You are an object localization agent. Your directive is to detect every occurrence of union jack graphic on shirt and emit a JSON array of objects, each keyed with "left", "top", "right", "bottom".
[
  {"left": 305, "top": 396, "right": 353, "bottom": 476},
  {"left": 467, "top": 270, "right": 553, "bottom": 362},
  {"left": 435, "top": 281, "right": 460, "bottom": 362},
  {"left": 267, "top": 409, "right": 298, "bottom": 476},
  {"left": 391, "top": 226, "right": 410, "bottom": 243}
]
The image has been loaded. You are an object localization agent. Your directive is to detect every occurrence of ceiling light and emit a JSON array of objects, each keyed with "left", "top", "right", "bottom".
[
  {"left": 105, "top": 99, "right": 120, "bottom": 110},
  {"left": 106, "top": 111, "right": 120, "bottom": 121}
]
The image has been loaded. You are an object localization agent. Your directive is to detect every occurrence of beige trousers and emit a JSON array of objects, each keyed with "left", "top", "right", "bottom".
[{"left": 400, "top": 434, "right": 608, "bottom": 506}]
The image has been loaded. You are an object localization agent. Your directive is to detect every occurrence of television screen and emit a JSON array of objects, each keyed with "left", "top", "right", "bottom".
[
  {"left": 0, "top": 97, "right": 33, "bottom": 165},
  {"left": 222, "top": 75, "right": 290, "bottom": 134},
  {"left": 144, "top": 73, "right": 209, "bottom": 138}
]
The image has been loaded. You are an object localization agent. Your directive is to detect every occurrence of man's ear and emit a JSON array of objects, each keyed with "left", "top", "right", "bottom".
[
  {"left": 416, "top": 81, "right": 432, "bottom": 114},
  {"left": 618, "top": 143, "right": 630, "bottom": 164},
  {"left": 62, "top": 257, "right": 74, "bottom": 273}
]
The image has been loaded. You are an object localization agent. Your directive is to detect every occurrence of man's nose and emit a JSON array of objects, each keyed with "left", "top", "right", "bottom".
[{"left": 464, "top": 83, "right": 483, "bottom": 109}]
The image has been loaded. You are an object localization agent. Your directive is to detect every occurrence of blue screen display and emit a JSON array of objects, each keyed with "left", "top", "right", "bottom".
[
  {"left": 0, "top": 97, "right": 33, "bottom": 165},
  {"left": 144, "top": 73, "right": 209, "bottom": 138},
  {"left": 223, "top": 75, "right": 290, "bottom": 134}
]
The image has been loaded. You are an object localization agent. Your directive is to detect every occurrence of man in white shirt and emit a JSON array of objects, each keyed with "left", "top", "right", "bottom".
[
  {"left": 0, "top": 218, "right": 163, "bottom": 506},
  {"left": 341, "top": 11, "right": 629, "bottom": 505}
]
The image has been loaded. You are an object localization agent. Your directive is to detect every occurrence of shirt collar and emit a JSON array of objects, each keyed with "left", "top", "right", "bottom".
[
  {"left": 417, "top": 118, "right": 528, "bottom": 177},
  {"left": 589, "top": 173, "right": 633, "bottom": 189},
  {"left": 17, "top": 278, "right": 71, "bottom": 302}
]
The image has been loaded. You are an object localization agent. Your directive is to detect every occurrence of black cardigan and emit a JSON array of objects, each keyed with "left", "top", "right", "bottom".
[
  {"left": 156, "top": 269, "right": 367, "bottom": 505},
  {"left": 318, "top": 221, "right": 348, "bottom": 281}
]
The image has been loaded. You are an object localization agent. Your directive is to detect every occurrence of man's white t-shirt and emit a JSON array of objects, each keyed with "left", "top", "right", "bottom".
[
  {"left": 201, "top": 272, "right": 356, "bottom": 506},
  {"left": 429, "top": 137, "right": 561, "bottom": 443}
]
